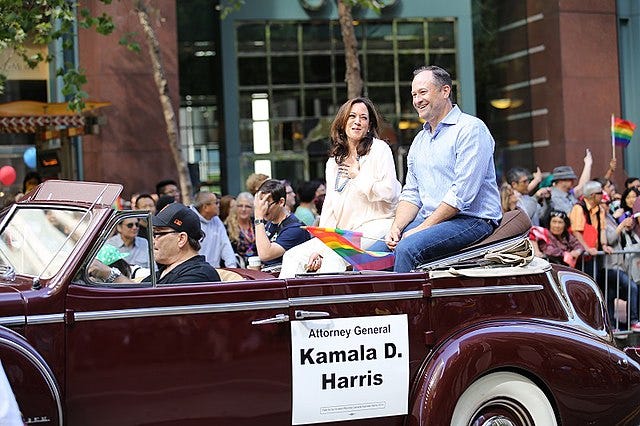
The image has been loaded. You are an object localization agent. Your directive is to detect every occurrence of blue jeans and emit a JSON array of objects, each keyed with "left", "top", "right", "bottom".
[
  {"left": 370, "top": 215, "right": 495, "bottom": 272},
  {"left": 597, "top": 268, "right": 639, "bottom": 325}
]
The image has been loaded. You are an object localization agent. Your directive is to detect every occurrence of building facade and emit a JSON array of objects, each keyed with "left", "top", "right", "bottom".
[{"left": 1, "top": 0, "right": 638, "bottom": 199}]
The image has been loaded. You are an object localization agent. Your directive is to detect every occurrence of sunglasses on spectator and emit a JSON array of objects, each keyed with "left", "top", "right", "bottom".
[{"left": 125, "top": 222, "right": 139, "bottom": 228}]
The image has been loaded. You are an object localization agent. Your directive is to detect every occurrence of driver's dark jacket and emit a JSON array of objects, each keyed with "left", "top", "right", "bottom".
[{"left": 143, "top": 255, "right": 220, "bottom": 284}]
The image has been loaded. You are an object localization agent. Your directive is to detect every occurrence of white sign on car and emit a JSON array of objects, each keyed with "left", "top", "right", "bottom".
[{"left": 291, "top": 314, "right": 409, "bottom": 424}]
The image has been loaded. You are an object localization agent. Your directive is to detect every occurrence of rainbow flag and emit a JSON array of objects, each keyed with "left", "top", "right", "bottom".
[
  {"left": 304, "top": 226, "right": 395, "bottom": 271},
  {"left": 612, "top": 116, "right": 636, "bottom": 147}
]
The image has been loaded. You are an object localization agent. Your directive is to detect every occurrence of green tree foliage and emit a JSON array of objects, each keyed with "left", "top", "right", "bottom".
[{"left": 0, "top": 0, "right": 117, "bottom": 111}]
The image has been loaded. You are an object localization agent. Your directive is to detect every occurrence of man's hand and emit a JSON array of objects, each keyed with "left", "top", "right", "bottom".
[
  {"left": 253, "top": 191, "right": 270, "bottom": 220},
  {"left": 609, "top": 157, "right": 617, "bottom": 172},
  {"left": 88, "top": 259, "right": 110, "bottom": 281},
  {"left": 385, "top": 226, "right": 403, "bottom": 250},
  {"left": 584, "top": 148, "right": 593, "bottom": 166}
]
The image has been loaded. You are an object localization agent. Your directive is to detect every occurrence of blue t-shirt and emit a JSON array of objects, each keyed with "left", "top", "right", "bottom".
[{"left": 264, "top": 214, "right": 311, "bottom": 266}]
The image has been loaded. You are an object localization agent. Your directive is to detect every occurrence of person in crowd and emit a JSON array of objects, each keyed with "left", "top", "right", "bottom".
[
  {"left": 246, "top": 173, "right": 269, "bottom": 195},
  {"left": 531, "top": 210, "right": 583, "bottom": 267},
  {"left": 155, "top": 194, "right": 175, "bottom": 212},
  {"left": 219, "top": 195, "right": 236, "bottom": 223},
  {"left": 94, "top": 243, "right": 132, "bottom": 280},
  {"left": 15, "top": 171, "right": 43, "bottom": 201},
  {"left": 549, "top": 165, "right": 579, "bottom": 214},
  {"left": 549, "top": 150, "right": 594, "bottom": 214},
  {"left": 625, "top": 177, "right": 640, "bottom": 190},
  {"left": 89, "top": 203, "right": 220, "bottom": 284},
  {"left": 617, "top": 187, "right": 640, "bottom": 223},
  {"left": 601, "top": 201, "right": 640, "bottom": 332},
  {"left": 377, "top": 65, "right": 502, "bottom": 272},
  {"left": 314, "top": 192, "right": 325, "bottom": 216},
  {"left": 225, "top": 191, "right": 256, "bottom": 265},
  {"left": 499, "top": 183, "right": 518, "bottom": 213},
  {"left": 280, "top": 96, "right": 401, "bottom": 277},
  {"left": 107, "top": 217, "right": 150, "bottom": 268},
  {"left": 253, "top": 179, "right": 310, "bottom": 268},
  {"left": 569, "top": 180, "right": 613, "bottom": 258},
  {"left": 191, "top": 191, "right": 238, "bottom": 268},
  {"left": 283, "top": 180, "right": 297, "bottom": 214},
  {"left": 22, "top": 171, "right": 42, "bottom": 194},
  {"left": 156, "top": 179, "right": 181, "bottom": 203},
  {"left": 294, "top": 180, "right": 322, "bottom": 226},
  {"left": 506, "top": 167, "right": 550, "bottom": 225},
  {"left": 134, "top": 193, "right": 156, "bottom": 239}
]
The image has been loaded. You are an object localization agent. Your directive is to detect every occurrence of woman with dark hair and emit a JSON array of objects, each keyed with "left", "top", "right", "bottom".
[
  {"left": 532, "top": 210, "right": 583, "bottom": 266},
  {"left": 280, "top": 97, "right": 401, "bottom": 277},
  {"left": 617, "top": 187, "right": 640, "bottom": 223},
  {"left": 219, "top": 194, "right": 236, "bottom": 223},
  {"left": 294, "top": 180, "right": 322, "bottom": 225}
]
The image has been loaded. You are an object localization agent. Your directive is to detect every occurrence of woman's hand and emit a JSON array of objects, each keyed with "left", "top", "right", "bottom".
[
  {"left": 338, "top": 159, "right": 360, "bottom": 179},
  {"left": 305, "top": 252, "right": 323, "bottom": 272}
]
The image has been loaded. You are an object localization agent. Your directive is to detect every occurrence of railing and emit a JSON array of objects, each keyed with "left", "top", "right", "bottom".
[{"left": 574, "top": 249, "right": 640, "bottom": 337}]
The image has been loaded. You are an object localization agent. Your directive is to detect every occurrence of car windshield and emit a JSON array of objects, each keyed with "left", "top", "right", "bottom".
[{"left": 0, "top": 207, "right": 92, "bottom": 279}]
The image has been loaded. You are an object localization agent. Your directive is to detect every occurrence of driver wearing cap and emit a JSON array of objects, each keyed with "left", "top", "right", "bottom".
[{"left": 90, "top": 203, "right": 220, "bottom": 284}]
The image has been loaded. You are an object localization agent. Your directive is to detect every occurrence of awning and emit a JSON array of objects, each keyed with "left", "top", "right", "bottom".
[{"left": 0, "top": 100, "right": 110, "bottom": 134}]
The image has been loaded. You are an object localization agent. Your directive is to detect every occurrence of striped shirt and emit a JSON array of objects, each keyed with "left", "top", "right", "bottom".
[{"left": 400, "top": 105, "right": 502, "bottom": 221}]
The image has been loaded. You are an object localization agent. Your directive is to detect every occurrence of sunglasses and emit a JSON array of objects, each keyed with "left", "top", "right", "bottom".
[
  {"left": 153, "top": 231, "right": 179, "bottom": 239},
  {"left": 125, "top": 222, "right": 139, "bottom": 229}
]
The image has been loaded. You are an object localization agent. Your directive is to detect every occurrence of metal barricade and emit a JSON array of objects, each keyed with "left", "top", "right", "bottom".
[{"left": 576, "top": 249, "right": 640, "bottom": 337}]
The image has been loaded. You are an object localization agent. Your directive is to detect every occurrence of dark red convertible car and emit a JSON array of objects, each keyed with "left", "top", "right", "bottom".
[{"left": 1, "top": 180, "right": 639, "bottom": 426}]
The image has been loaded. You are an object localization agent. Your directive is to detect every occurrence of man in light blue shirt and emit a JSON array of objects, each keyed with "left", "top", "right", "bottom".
[
  {"left": 382, "top": 65, "right": 502, "bottom": 272},
  {"left": 191, "top": 191, "right": 238, "bottom": 268}
]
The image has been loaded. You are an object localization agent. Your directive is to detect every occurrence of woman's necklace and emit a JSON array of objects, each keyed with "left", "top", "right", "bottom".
[{"left": 335, "top": 155, "right": 360, "bottom": 193}]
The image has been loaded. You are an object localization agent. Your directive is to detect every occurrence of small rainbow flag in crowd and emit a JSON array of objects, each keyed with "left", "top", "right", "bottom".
[
  {"left": 611, "top": 114, "right": 636, "bottom": 147},
  {"left": 304, "top": 226, "right": 395, "bottom": 271}
]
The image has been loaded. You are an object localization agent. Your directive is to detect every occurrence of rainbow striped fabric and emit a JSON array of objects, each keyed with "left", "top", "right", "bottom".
[
  {"left": 304, "top": 226, "right": 395, "bottom": 271},
  {"left": 612, "top": 117, "right": 636, "bottom": 147}
]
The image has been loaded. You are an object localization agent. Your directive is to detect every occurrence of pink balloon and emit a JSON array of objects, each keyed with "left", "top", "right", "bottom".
[{"left": 0, "top": 165, "right": 17, "bottom": 186}]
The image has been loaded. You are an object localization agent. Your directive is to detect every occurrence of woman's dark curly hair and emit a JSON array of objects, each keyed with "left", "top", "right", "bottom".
[{"left": 329, "top": 97, "right": 383, "bottom": 165}]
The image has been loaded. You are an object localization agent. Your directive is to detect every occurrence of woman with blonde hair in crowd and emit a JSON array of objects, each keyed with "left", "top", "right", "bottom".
[
  {"left": 225, "top": 191, "right": 256, "bottom": 267},
  {"left": 279, "top": 97, "right": 401, "bottom": 277}
]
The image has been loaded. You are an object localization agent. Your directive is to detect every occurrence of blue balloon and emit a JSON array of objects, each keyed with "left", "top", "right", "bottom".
[{"left": 23, "top": 147, "right": 36, "bottom": 169}]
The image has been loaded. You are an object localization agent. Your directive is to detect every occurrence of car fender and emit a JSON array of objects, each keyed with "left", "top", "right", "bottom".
[
  {"left": 408, "top": 321, "right": 640, "bottom": 426},
  {"left": 0, "top": 326, "right": 63, "bottom": 426}
]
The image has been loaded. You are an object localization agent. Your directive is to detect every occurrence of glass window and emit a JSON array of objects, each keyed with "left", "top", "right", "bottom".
[
  {"left": 366, "top": 54, "right": 395, "bottom": 82},
  {"left": 238, "top": 57, "right": 268, "bottom": 85},
  {"left": 304, "top": 89, "right": 334, "bottom": 117},
  {"left": 366, "top": 23, "right": 393, "bottom": 49},
  {"left": 272, "top": 90, "right": 301, "bottom": 118},
  {"left": 237, "top": 23, "right": 266, "bottom": 52},
  {"left": 428, "top": 21, "right": 455, "bottom": 49},
  {"left": 398, "top": 53, "right": 426, "bottom": 80},
  {"left": 366, "top": 86, "right": 396, "bottom": 117},
  {"left": 270, "top": 23, "right": 298, "bottom": 51},
  {"left": 302, "top": 22, "right": 331, "bottom": 51},
  {"left": 428, "top": 53, "right": 456, "bottom": 79},
  {"left": 272, "top": 56, "right": 300, "bottom": 84},
  {"left": 304, "top": 55, "right": 332, "bottom": 84},
  {"left": 0, "top": 208, "right": 92, "bottom": 279},
  {"left": 397, "top": 22, "right": 424, "bottom": 49}
]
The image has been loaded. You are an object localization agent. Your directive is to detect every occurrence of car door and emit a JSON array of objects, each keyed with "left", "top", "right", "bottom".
[
  {"left": 65, "top": 276, "right": 292, "bottom": 426},
  {"left": 285, "top": 272, "right": 431, "bottom": 426}
]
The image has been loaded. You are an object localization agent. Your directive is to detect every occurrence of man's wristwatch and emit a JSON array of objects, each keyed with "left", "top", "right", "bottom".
[
  {"left": 254, "top": 218, "right": 266, "bottom": 226},
  {"left": 105, "top": 267, "right": 122, "bottom": 283}
]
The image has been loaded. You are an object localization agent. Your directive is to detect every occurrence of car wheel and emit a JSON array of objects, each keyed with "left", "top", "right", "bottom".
[{"left": 450, "top": 371, "right": 557, "bottom": 426}]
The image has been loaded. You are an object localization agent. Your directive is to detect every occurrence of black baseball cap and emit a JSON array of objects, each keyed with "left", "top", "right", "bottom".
[{"left": 153, "top": 203, "right": 203, "bottom": 240}]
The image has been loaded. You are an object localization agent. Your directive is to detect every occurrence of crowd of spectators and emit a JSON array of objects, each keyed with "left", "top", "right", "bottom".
[{"left": 520, "top": 152, "right": 640, "bottom": 332}]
